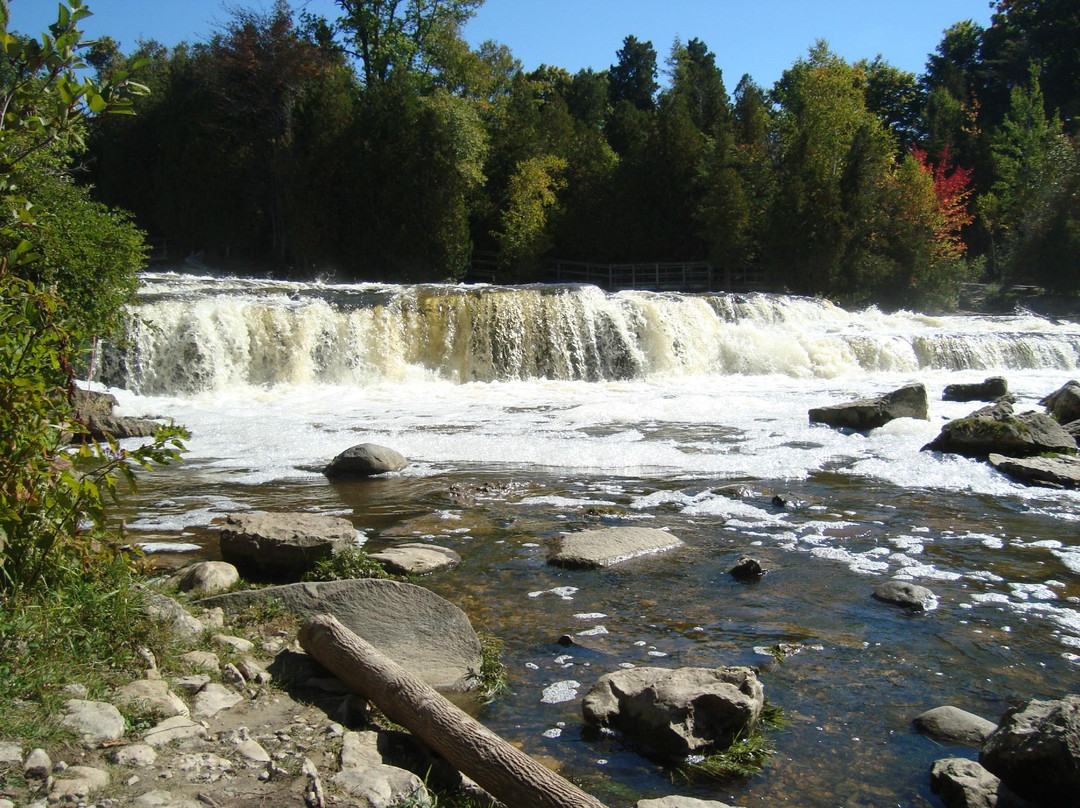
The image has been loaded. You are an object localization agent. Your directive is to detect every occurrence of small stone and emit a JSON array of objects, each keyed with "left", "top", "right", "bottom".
[
  {"left": 213, "top": 634, "right": 255, "bottom": 654},
  {"left": 133, "top": 788, "right": 204, "bottom": 808},
  {"left": 222, "top": 662, "right": 246, "bottom": 687},
  {"left": 236, "top": 739, "right": 271, "bottom": 764},
  {"left": 176, "top": 561, "right": 240, "bottom": 596},
  {"left": 143, "top": 716, "right": 208, "bottom": 748},
  {"left": 199, "top": 606, "right": 226, "bottom": 628},
  {"left": 48, "top": 764, "right": 109, "bottom": 802},
  {"left": 340, "top": 731, "right": 382, "bottom": 770},
  {"left": 0, "top": 742, "right": 21, "bottom": 765},
  {"left": 22, "top": 747, "right": 51, "bottom": 779},
  {"left": 179, "top": 651, "right": 221, "bottom": 673},
  {"left": 238, "top": 657, "right": 272, "bottom": 685},
  {"left": 729, "top": 556, "right": 767, "bottom": 581},
  {"left": 115, "top": 679, "right": 190, "bottom": 719},
  {"left": 171, "top": 674, "right": 211, "bottom": 694},
  {"left": 109, "top": 743, "right": 158, "bottom": 768},
  {"left": 58, "top": 699, "right": 125, "bottom": 747},
  {"left": 193, "top": 683, "right": 243, "bottom": 718},
  {"left": 176, "top": 752, "right": 234, "bottom": 782},
  {"left": 60, "top": 683, "right": 89, "bottom": 698}
]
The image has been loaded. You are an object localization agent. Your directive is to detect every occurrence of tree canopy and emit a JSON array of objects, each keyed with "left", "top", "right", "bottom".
[{"left": 64, "top": 0, "right": 1080, "bottom": 307}]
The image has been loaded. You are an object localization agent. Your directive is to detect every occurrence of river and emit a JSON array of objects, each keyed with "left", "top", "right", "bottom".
[{"left": 101, "top": 271, "right": 1080, "bottom": 807}]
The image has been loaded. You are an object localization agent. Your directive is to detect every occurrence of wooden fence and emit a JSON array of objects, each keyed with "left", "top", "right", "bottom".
[{"left": 548, "top": 260, "right": 766, "bottom": 292}]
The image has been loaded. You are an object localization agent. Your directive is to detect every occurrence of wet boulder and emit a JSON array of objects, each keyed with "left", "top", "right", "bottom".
[
  {"left": 930, "top": 758, "right": 1033, "bottom": 808},
  {"left": 872, "top": 580, "right": 938, "bottom": 612},
  {"left": 71, "top": 388, "right": 165, "bottom": 441},
  {"left": 197, "top": 578, "right": 483, "bottom": 691},
  {"left": 219, "top": 512, "right": 358, "bottom": 579},
  {"left": 729, "top": 556, "right": 767, "bottom": 581},
  {"left": 922, "top": 402, "right": 1076, "bottom": 460},
  {"left": 980, "top": 694, "right": 1080, "bottom": 806},
  {"left": 1040, "top": 380, "right": 1080, "bottom": 424},
  {"left": 808, "top": 383, "right": 928, "bottom": 431},
  {"left": 582, "top": 666, "right": 764, "bottom": 757},
  {"left": 324, "top": 443, "right": 408, "bottom": 478},
  {"left": 548, "top": 526, "right": 683, "bottom": 569},
  {"left": 942, "top": 376, "right": 1009, "bottom": 402},
  {"left": 988, "top": 453, "right": 1080, "bottom": 489},
  {"left": 914, "top": 705, "right": 998, "bottom": 747}
]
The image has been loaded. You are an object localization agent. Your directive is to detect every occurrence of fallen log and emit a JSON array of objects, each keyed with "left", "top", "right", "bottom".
[{"left": 299, "top": 613, "right": 608, "bottom": 808}]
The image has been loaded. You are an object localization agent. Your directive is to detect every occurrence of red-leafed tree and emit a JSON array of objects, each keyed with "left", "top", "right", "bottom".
[{"left": 912, "top": 145, "right": 975, "bottom": 259}]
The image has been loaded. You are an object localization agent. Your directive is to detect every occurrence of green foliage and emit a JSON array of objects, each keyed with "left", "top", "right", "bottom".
[
  {"left": 494, "top": 153, "right": 567, "bottom": 274},
  {"left": 677, "top": 703, "right": 786, "bottom": 782},
  {"left": 303, "top": 546, "right": 391, "bottom": 582},
  {"left": 0, "top": 0, "right": 187, "bottom": 596},
  {"left": 476, "top": 630, "right": 507, "bottom": 702},
  {"left": 0, "top": 549, "right": 171, "bottom": 748}
]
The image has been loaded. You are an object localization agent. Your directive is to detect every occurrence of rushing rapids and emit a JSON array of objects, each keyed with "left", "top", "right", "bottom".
[
  {"left": 103, "top": 271, "right": 1080, "bottom": 808},
  {"left": 104, "top": 272, "right": 1080, "bottom": 393}
]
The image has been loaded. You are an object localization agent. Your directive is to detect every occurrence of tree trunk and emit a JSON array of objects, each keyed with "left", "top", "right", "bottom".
[{"left": 298, "top": 614, "right": 609, "bottom": 808}]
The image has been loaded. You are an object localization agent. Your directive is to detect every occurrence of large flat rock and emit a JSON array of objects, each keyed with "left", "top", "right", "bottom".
[
  {"left": 989, "top": 452, "right": 1080, "bottom": 489},
  {"left": 219, "top": 512, "right": 358, "bottom": 579},
  {"left": 197, "top": 579, "right": 482, "bottom": 691},
  {"left": 809, "top": 383, "right": 928, "bottom": 431},
  {"left": 548, "top": 526, "right": 683, "bottom": 569}
]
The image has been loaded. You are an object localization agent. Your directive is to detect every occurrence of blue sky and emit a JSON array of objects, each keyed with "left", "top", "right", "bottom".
[{"left": 12, "top": 0, "right": 996, "bottom": 88}]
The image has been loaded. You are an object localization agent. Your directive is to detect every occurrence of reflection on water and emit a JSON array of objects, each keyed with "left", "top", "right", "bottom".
[{"left": 117, "top": 459, "right": 1078, "bottom": 808}]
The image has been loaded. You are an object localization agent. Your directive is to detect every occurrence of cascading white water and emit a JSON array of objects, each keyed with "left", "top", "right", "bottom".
[{"left": 106, "top": 272, "right": 1080, "bottom": 394}]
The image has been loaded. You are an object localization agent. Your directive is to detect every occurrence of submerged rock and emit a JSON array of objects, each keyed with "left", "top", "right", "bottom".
[
  {"left": 324, "top": 443, "right": 408, "bottom": 478},
  {"left": 980, "top": 694, "right": 1080, "bottom": 806},
  {"left": 942, "top": 376, "right": 1009, "bottom": 402},
  {"left": 872, "top": 580, "right": 938, "bottom": 612},
  {"left": 548, "top": 526, "right": 684, "bottom": 569},
  {"left": 582, "top": 666, "right": 764, "bottom": 757},
  {"left": 219, "top": 512, "right": 358, "bottom": 579},
  {"left": 808, "top": 383, "right": 928, "bottom": 431},
  {"left": 914, "top": 705, "right": 998, "bottom": 746}
]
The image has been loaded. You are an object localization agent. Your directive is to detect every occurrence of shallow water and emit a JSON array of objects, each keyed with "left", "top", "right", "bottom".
[{"left": 105, "top": 273, "right": 1080, "bottom": 807}]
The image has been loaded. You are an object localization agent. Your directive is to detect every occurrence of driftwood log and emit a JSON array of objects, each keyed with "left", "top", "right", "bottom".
[{"left": 299, "top": 614, "right": 608, "bottom": 808}]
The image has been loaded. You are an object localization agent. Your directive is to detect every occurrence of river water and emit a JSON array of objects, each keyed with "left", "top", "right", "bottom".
[{"left": 102, "top": 272, "right": 1080, "bottom": 807}]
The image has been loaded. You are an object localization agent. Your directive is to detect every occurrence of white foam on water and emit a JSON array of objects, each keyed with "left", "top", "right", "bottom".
[{"left": 540, "top": 681, "right": 581, "bottom": 704}]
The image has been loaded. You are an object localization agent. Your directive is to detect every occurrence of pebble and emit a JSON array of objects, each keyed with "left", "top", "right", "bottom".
[
  {"left": 212, "top": 634, "right": 255, "bottom": 654},
  {"left": 22, "top": 747, "right": 51, "bottom": 779}
]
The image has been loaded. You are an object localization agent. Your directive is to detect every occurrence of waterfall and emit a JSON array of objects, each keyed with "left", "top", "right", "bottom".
[{"left": 104, "top": 272, "right": 1080, "bottom": 395}]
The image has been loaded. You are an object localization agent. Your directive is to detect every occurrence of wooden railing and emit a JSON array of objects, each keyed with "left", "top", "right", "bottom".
[{"left": 549, "top": 260, "right": 766, "bottom": 292}]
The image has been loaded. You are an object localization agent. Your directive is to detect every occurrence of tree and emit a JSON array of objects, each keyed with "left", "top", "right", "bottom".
[
  {"left": 918, "top": 21, "right": 985, "bottom": 163},
  {"left": 980, "top": 0, "right": 1080, "bottom": 133},
  {"left": 860, "top": 57, "right": 920, "bottom": 148},
  {"left": 608, "top": 35, "right": 658, "bottom": 112},
  {"left": 494, "top": 153, "right": 567, "bottom": 274},
  {"left": 0, "top": 0, "right": 185, "bottom": 595},
  {"left": 335, "top": 0, "right": 483, "bottom": 88},
  {"left": 980, "top": 64, "right": 1066, "bottom": 274},
  {"left": 912, "top": 146, "right": 975, "bottom": 259}
]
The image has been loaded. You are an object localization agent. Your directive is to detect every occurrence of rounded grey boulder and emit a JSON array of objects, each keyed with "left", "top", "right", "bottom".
[
  {"left": 324, "top": 443, "right": 408, "bottom": 478},
  {"left": 872, "top": 580, "right": 938, "bottom": 612},
  {"left": 582, "top": 666, "right": 764, "bottom": 757}
]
